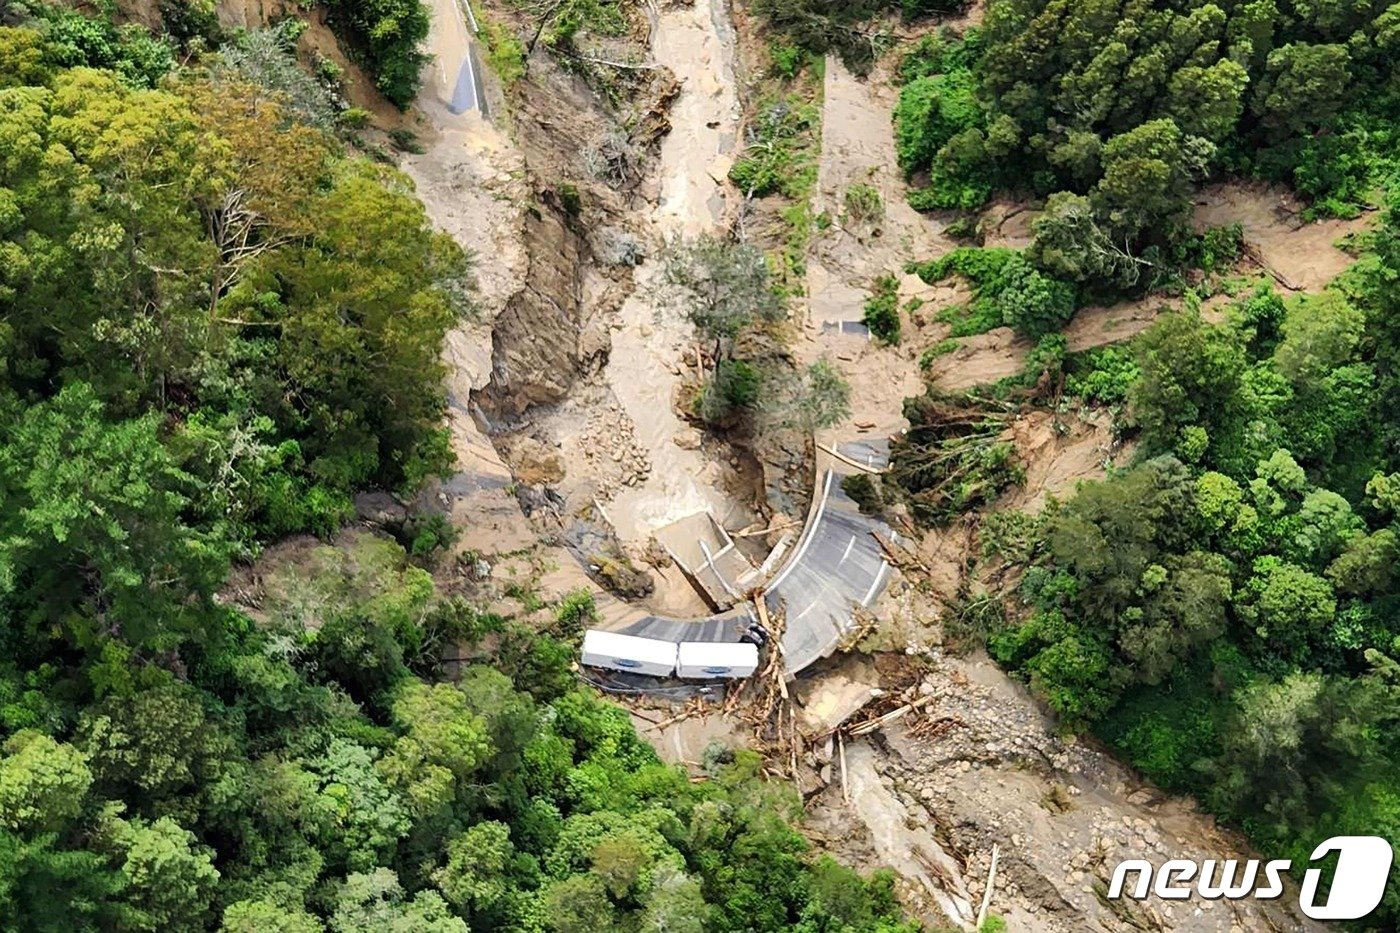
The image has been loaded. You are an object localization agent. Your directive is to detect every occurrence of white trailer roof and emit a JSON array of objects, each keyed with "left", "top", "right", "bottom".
[
  {"left": 581, "top": 630, "right": 678, "bottom": 673},
  {"left": 676, "top": 641, "right": 759, "bottom": 678}
]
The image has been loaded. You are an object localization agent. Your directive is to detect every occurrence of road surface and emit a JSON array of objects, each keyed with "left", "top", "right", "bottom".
[{"left": 602, "top": 439, "right": 896, "bottom": 676}]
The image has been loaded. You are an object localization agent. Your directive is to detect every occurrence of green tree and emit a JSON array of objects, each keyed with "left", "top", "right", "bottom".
[
  {"left": 1327, "top": 529, "right": 1398, "bottom": 596},
  {"left": 1272, "top": 292, "right": 1365, "bottom": 389},
  {"left": 221, "top": 899, "right": 324, "bottom": 932},
  {"left": 307, "top": 740, "right": 411, "bottom": 873},
  {"left": 324, "top": 0, "right": 429, "bottom": 108},
  {"left": 1092, "top": 119, "right": 1211, "bottom": 239},
  {"left": 329, "top": 868, "right": 466, "bottom": 932},
  {"left": 1129, "top": 311, "right": 1249, "bottom": 455},
  {"left": 1029, "top": 191, "right": 1148, "bottom": 288},
  {"left": 0, "top": 732, "right": 92, "bottom": 833},
  {"left": 758, "top": 358, "right": 852, "bottom": 433},
  {"left": 0, "top": 831, "right": 124, "bottom": 931},
  {"left": 380, "top": 682, "right": 491, "bottom": 807},
  {"left": 99, "top": 810, "right": 221, "bottom": 931},
  {"left": 77, "top": 678, "right": 231, "bottom": 803},
  {"left": 1165, "top": 59, "right": 1250, "bottom": 142},
  {"left": 433, "top": 820, "right": 516, "bottom": 921},
  {"left": 0, "top": 384, "right": 230, "bottom": 652},
  {"left": 1237, "top": 557, "right": 1336, "bottom": 662},
  {"left": 1252, "top": 43, "right": 1351, "bottom": 139},
  {"left": 541, "top": 873, "right": 617, "bottom": 933},
  {"left": 660, "top": 235, "right": 785, "bottom": 369},
  {"left": 1208, "top": 673, "right": 1391, "bottom": 843}
]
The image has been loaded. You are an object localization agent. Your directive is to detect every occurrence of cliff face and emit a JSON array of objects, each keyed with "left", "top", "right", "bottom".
[
  {"left": 473, "top": 45, "right": 675, "bottom": 423},
  {"left": 483, "top": 192, "right": 592, "bottom": 418}
]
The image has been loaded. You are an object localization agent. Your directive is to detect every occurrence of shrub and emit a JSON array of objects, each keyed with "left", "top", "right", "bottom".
[
  {"left": 696, "top": 359, "right": 762, "bottom": 424},
  {"left": 1066, "top": 347, "right": 1139, "bottom": 405},
  {"left": 769, "top": 41, "right": 806, "bottom": 79},
  {"left": 729, "top": 100, "right": 819, "bottom": 198},
  {"left": 479, "top": 15, "right": 526, "bottom": 85},
  {"left": 326, "top": 0, "right": 430, "bottom": 109},
  {"left": 39, "top": 7, "right": 176, "bottom": 86},
  {"left": 843, "top": 183, "right": 885, "bottom": 226},
  {"left": 909, "top": 248, "right": 1077, "bottom": 338},
  {"left": 552, "top": 589, "right": 597, "bottom": 638},
  {"left": 863, "top": 274, "right": 901, "bottom": 343},
  {"left": 919, "top": 339, "right": 959, "bottom": 369},
  {"left": 841, "top": 474, "right": 884, "bottom": 514},
  {"left": 990, "top": 254, "right": 1077, "bottom": 338},
  {"left": 894, "top": 71, "right": 983, "bottom": 177},
  {"left": 388, "top": 128, "right": 424, "bottom": 153}
]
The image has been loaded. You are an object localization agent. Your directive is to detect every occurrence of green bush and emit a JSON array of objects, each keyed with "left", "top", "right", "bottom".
[
  {"left": 990, "top": 255, "right": 1077, "bottom": 338},
  {"left": 326, "top": 0, "right": 430, "bottom": 108},
  {"left": 479, "top": 15, "right": 526, "bottom": 84},
  {"left": 843, "top": 182, "right": 885, "bottom": 225},
  {"left": 919, "top": 339, "right": 959, "bottom": 369},
  {"left": 841, "top": 474, "right": 884, "bottom": 514},
  {"left": 1065, "top": 347, "right": 1139, "bottom": 405},
  {"left": 894, "top": 70, "right": 983, "bottom": 177},
  {"left": 909, "top": 248, "right": 1077, "bottom": 338},
  {"left": 696, "top": 359, "right": 763, "bottom": 424},
  {"left": 37, "top": 6, "right": 176, "bottom": 86},
  {"left": 552, "top": 588, "right": 597, "bottom": 638},
  {"left": 863, "top": 274, "right": 901, "bottom": 343},
  {"left": 729, "top": 100, "right": 819, "bottom": 198},
  {"left": 768, "top": 41, "right": 806, "bottom": 79}
]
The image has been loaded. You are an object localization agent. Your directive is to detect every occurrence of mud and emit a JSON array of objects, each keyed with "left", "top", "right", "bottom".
[
  {"left": 803, "top": 53, "right": 955, "bottom": 442},
  {"left": 359, "top": 4, "right": 1365, "bottom": 929},
  {"left": 599, "top": 0, "right": 750, "bottom": 541},
  {"left": 1194, "top": 181, "right": 1372, "bottom": 292}
]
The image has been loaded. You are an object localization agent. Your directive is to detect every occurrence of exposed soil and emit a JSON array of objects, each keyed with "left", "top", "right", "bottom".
[
  {"left": 1001, "top": 408, "right": 1126, "bottom": 513},
  {"left": 403, "top": 0, "right": 541, "bottom": 558},
  {"left": 798, "top": 650, "right": 1325, "bottom": 932},
  {"left": 919, "top": 182, "right": 1374, "bottom": 393},
  {"left": 596, "top": 0, "right": 752, "bottom": 541},
  {"left": 802, "top": 54, "right": 956, "bottom": 442},
  {"left": 1194, "top": 181, "right": 1372, "bottom": 292},
  {"left": 262, "top": 4, "right": 1376, "bottom": 929}
]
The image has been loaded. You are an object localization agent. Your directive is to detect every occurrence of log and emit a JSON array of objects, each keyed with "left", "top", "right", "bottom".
[
  {"left": 838, "top": 732, "right": 849, "bottom": 804},
  {"left": 817, "top": 442, "right": 884, "bottom": 474},
  {"left": 976, "top": 844, "right": 1000, "bottom": 930}
]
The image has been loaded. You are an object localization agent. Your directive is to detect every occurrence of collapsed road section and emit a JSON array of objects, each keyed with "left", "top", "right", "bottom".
[{"left": 579, "top": 439, "right": 898, "bottom": 683}]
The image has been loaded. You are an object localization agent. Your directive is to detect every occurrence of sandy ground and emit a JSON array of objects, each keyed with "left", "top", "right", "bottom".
[
  {"left": 599, "top": 0, "right": 750, "bottom": 542},
  {"left": 1194, "top": 181, "right": 1371, "bottom": 292},
  {"left": 803, "top": 54, "right": 956, "bottom": 442},
  {"left": 1000, "top": 409, "right": 1125, "bottom": 512},
  {"left": 402, "top": 0, "right": 540, "bottom": 557},
  {"left": 923, "top": 182, "right": 1373, "bottom": 392}
]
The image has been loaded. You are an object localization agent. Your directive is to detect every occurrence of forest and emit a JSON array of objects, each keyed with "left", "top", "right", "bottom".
[
  {"left": 5, "top": 0, "right": 1400, "bottom": 923},
  {"left": 0, "top": 8, "right": 915, "bottom": 931},
  {"left": 974, "top": 209, "right": 1400, "bottom": 924},
  {"left": 854, "top": 0, "right": 1400, "bottom": 920}
]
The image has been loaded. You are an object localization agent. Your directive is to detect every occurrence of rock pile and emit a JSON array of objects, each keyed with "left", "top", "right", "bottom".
[{"left": 578, "top": 405, "right": 652, "bottom": 499}]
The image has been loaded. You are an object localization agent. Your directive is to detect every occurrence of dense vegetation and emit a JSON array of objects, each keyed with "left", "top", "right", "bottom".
[
  {"left": 324, "top": 0, "right": 430, "bottom": 107},
  {"left": 0, "top": 16, "right": 910, "bottom": 931},
  {"left": 752, "top": 0, "right": 971, "bottom": 73},
  {"left": 962, "top": 198, "right": 1400, "bottom": 923},
  {"left": 850, "top": 0, "right": 1400, "bottom": 917},
  {"left": 895, "top": 0, "right": 1399, "bottom": 273}
]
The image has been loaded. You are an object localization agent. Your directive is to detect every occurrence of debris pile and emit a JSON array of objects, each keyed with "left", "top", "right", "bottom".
[{"left": 578, "top": 405, "right": 652, "bottom": 498}]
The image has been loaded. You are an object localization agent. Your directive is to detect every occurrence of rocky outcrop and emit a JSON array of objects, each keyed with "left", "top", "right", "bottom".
[{"left": 482, "top": 192, "right": 595, "bottom": 418}]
